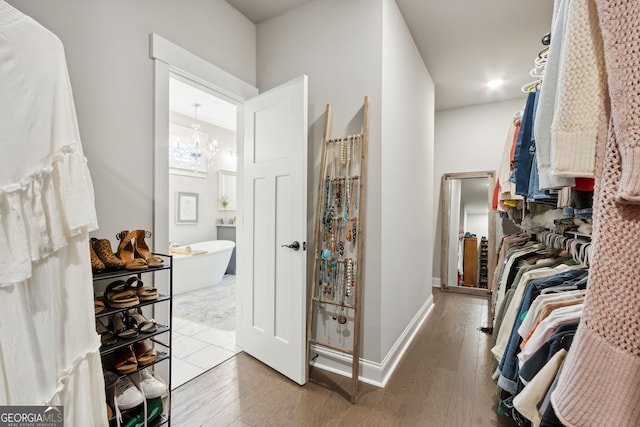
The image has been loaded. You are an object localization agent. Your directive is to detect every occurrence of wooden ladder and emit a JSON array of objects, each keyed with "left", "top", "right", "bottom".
[{"left": 306, "top": 96, "right": 369, "bottom": 403}]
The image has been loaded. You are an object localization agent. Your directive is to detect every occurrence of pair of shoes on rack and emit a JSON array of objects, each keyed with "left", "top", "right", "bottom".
[
  {"left": 104, "top": 277, "right": 158, "bottom": 309},
  {"left": 125, "top": 276, "right": 159, "bottom": 302},
  {"left": 104, "top": 280, "right": 139, "bottom": 308},
  {"left": 116, "top": 230, "right": 164, "bottom": 270},
  {"left": 98, "top": 310, "right": 157, "bottom": 343},
  {"left": 105, "top": 368, "right": 166, "bottom": 425},
  {"left": 114, "top": 339, "right": 157, "bottom": 374},
  {"left": 90, "top": 237, "right": 125, "bottom": 272},
  {"left": 114, "top": 369, "right": 167, "bottom": 411},
  {"left": 111, "top": 307, "right": 158, "bottom": 339},
  {"left": 119, "top": 397, "right": 164, "bottom": 427},
  {"left": 115, "top": 368, "right": 167, "bottom": 411},
  {"left": 90, "top": 229, "right": 163, "bottom": 273}
]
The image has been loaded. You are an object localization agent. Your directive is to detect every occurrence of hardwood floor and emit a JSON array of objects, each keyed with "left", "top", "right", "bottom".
[{"left": 171, "top": 289, "right": 518, "bottom": 426}]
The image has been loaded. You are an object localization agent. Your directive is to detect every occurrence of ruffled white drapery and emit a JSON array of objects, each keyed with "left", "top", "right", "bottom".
[
  {"left": 0, "top": 146, "right": 107, "bottom": 426},
  {"left": 0, "top": 2, "right": 107, "bottom": 425}
]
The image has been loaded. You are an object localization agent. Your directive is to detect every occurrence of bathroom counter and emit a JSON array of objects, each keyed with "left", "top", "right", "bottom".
[{"left": 216, "top": 225, "right": 236, "bottom": 274}]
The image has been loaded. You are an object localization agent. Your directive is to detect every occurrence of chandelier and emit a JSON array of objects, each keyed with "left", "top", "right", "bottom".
[{"left": 172, "top": 103, "right": 219, "bottom": 171}]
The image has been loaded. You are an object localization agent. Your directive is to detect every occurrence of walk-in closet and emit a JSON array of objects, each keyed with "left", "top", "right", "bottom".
[{"left": 2, "top": 0, "right": 639, "bottom": 426}]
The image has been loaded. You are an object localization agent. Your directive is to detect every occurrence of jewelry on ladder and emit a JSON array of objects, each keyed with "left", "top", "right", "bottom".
[{"left": 334, "top": 177, "right": 342, "bottom": 208}]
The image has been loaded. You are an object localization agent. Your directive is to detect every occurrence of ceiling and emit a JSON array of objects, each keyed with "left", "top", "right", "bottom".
[
  {"left": 170, "top": 76, "right": 237, "bottom": 131},
  {"left": 226, "top": 0, "right": 555, "bottom": 111}
]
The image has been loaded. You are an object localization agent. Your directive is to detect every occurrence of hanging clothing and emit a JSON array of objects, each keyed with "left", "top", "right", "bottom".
[
  {"left": 0, "top": 2, "right": 106, "bottom": 426},
  {"left": 495, "top": 268, "right": 587, "bottom": 394},
  {"left": 551, "top": 2, "right": 640, "bottom": 424},
  {"left": 496, "top": 119, "right": 523, "bottom": 208},
  {"left": 514, "top": 348, "right": 568, "bottom": 425},
  {"left": 519, "top": 323, "right": 578, "bottom": 384},
  {"left": 533, "top": 0, "right": 576, "bottom": 190},
  {"left": 549, "top": 0, "right": 605, "bottom": 178},
  {"left": 517, "top": 289, "right": 585, "bottom": 339},
  {"left": 514, "top": 91, "right": 538, "bottom": 196},
  {"left": 492, "top": 262, "right": 573, "bottom": 362},
  {"left": 518, "top": 303, "right": 584, "bottom": 365}
]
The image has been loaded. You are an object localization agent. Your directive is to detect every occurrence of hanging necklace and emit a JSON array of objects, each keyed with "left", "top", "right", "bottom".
[
  {"left": 334, "top": 177, "right": 342, "bottom": 208},
  {"left": 323, "top": 258, "right": 332, "bottom": 295},
  {"left": 347, "top": 258, "right": 355, "bottom": 298},
  {"left": 337, "top": 261, "right": 347, "bottom": 325},
  {"left": 323, "top": 175, "right": 333, "bottom": 243},
  {"left": 344, "top": 176, "right": 351, "bottom": 222}
]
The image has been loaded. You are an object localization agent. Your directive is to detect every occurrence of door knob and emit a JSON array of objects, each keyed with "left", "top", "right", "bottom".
[{"left": 281, "top": 241, "right": 300, "bottom": 251}]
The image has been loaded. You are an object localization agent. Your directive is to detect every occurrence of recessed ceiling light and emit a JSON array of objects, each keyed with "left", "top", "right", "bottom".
[{"left": 487, "top": 78, "right": 504, "bottom": 89}]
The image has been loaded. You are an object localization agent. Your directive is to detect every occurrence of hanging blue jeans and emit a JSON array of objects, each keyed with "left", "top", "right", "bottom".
[
  {"left": 515, "top": 90, "right": 538, "bottom": 196},
  {"left": 528, "top": 155, "right": 558, "bottom": 205}
]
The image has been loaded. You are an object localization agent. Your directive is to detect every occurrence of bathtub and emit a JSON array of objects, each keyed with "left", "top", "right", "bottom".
[{"left": 171, "top": 240, "right": 235, "bottom": 295}]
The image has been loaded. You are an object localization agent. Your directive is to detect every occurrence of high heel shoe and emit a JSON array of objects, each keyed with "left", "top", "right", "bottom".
[
  {"left": 96, "top": 319, "right": 118, "bottom": 347},
  {"left": 116, "top": 231, "right": 148, "bottom": 270},
  {"left": 92, "top": 238, "right": 125, "bottom": 270},
  {"left": 110, "top": 312, "right": 138, "bottom": 339},
  {"left": 127, "top": 307, "right": 157, "bottom": 333},
  {"left": 132, "top": 230, "right": 164, "bottom": 268}
]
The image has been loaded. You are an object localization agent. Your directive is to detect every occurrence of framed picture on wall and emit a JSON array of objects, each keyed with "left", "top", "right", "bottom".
[{"left": 176, "top": 192, "right": 199, "bottom": 224}]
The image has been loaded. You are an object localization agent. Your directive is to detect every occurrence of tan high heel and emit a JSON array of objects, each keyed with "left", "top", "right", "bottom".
[
  {"left": 132, "top": 230, "right": 164, "bottom": 268},
  {"left": 116, "top": 231, "right": 147, "bottom": 270}
]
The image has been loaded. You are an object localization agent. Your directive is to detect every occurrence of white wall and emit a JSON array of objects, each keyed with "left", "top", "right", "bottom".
[
  {"left": 257, "top": 0, "right": 385, "bottom": 364},
  {"left": 466, "top": 213, "right": 489, "bottom": 242},
  {"left": 7, "top": 0, "right": 255, "bottom": 248},
  {"left": 168, "top": 112, "right": 237, "bottom": 247},
  {"left": 257, "top": 0, "right": 434, "bottom": 369},
  {"left": 380, "top": 0, "right": 434, "bottom": 359},
  {"left": 432, "top": 98, "right": 524, "bottom": 283}
]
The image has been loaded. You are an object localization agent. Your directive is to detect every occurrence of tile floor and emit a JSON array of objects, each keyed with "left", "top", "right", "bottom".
[{"left": 171, "top": 276, "right": 241, "bottom": 389}]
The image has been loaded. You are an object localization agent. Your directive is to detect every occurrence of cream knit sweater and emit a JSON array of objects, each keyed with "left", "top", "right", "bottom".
[
  {"left": 551, "top": 1, "right": 640, "bottom": 425},
  {"left": 550, "top": 0, "right": 606, "bottom": 178}
]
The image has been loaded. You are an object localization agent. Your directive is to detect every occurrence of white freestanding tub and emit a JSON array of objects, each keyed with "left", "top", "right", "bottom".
[{"left": 172, "top": 240, "right": 235, "bottom": 295}]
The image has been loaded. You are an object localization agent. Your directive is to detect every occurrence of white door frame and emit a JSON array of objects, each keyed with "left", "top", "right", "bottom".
[
  {"left": 151, "top": 33, "right": 258, "bottom": 254},
  {"left": 151, "top": 34, "right": 308, "bottom": 385},
  {"left": 150, "top": 34, "right": 258, "bottom": 384}
]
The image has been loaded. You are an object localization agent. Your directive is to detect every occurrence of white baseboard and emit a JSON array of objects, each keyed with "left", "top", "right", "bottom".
[
  {"left": 309, "top": 294, "right": 434, "bottom": 388},
  {"left": 432, "top": 277, "right": 441, "bottom": 287}
]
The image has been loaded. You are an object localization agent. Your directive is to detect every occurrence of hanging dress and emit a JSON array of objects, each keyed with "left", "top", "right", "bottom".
[{"left": 0, "top": 2, "right": 106, "bottom": 425}]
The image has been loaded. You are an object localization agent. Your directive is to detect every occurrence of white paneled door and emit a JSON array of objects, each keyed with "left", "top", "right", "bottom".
[{"left": 238, "top": 75, "right": 308, "bottom": 385}]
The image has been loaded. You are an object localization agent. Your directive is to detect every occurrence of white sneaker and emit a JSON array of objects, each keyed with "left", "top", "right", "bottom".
[
  {"left": 115, "top": 376, "right": 144, "bottom": 410},
  {"left": 131, "top": 368, "right": 167, "bottom": 399}
]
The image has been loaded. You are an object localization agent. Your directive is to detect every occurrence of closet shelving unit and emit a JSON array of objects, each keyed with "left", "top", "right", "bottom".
[
  {"left": 94, "top": 253, "right": 173, "bottom": 427},
  {"left": 479, "top": 237, "right": 489, "bottom": 288},
  {"left": 306, "top": 97, "right": 369, "bottom": 403}
]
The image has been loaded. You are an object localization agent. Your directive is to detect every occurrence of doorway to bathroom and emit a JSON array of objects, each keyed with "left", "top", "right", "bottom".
[
  {"left": 167, "top": 75, "right": 241, "bottom": 389},
  {"left": 152, "top": 34, "right": 309, "bottom": 388}
]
